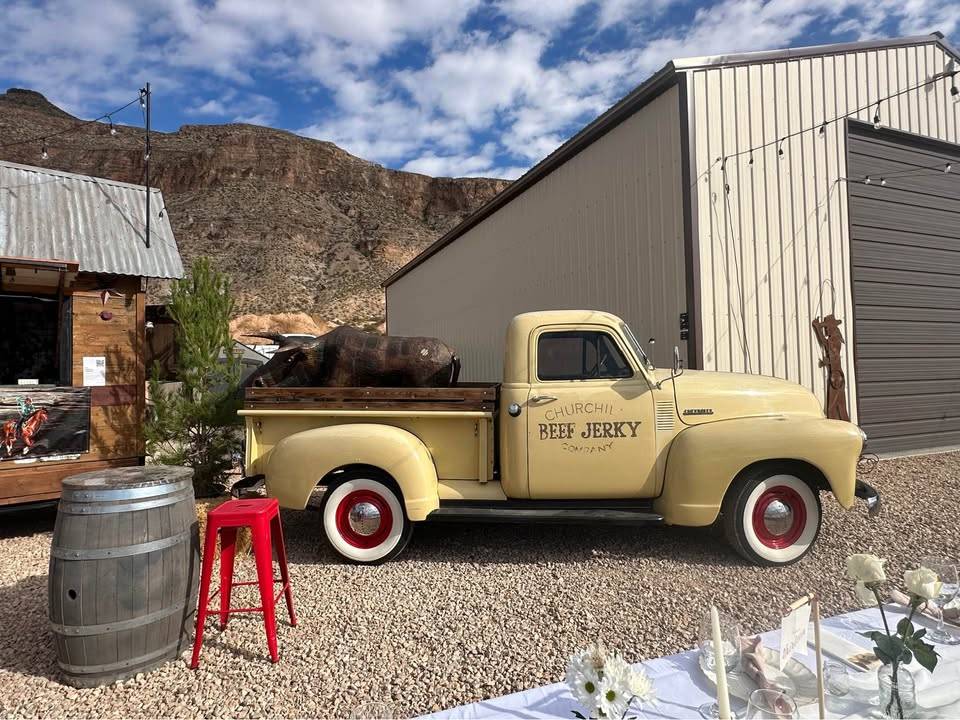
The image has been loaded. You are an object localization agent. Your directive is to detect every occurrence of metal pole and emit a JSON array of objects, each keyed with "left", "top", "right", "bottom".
[{"left": 144, "top": 82, "right": 151, "bottom": 249}]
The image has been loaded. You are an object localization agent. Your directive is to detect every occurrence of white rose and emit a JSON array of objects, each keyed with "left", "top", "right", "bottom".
[
  {"left": 904, "top": 567, "right": 942, "bottom": 601},
  {"left": 854, "top": 581, "right": 879, "bottom": 607},
  {"left": 846, "top": 554, "right": 887, "bottom": 583}
]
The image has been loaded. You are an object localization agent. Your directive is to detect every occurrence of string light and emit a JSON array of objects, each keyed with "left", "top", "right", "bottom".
[
  {"left": 40, "top": 140, "right": 48, "bottom": 159},
  {"left": 819, "top": 122, "right": 827, "bottom": 136},
  {"left": 951, "top": 71, "right": 959, "bottom": 100},
  {"left": 747, "top": 153, "right": 754, "bottom": 166},
  {"left": 946, "top": 163, "right": 953, "bottom": 173},
  {"left": 108, "top": 117, "right": 117, "bottom": 136},
  {"left": 0, "top": 95, "right": 140, "bottom": 150},
  {"left": 880, "top": 178, "right": 887, "bottom": 186},
  {"left": 139, "top": 90, "right": 146, "bottom": 109},
  {"left": 864, "top": 176, "right": 872, "bottom": 184},
  {"left": 777, "top": 139, "right": 785, "bottom": 158},
  {"left": 872, "top": 101, "right": 882, "bottom": 129}
]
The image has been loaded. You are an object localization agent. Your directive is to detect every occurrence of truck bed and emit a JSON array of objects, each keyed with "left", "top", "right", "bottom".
[{"left": 243, "top": 383, "right": 499, "bottom": 413}]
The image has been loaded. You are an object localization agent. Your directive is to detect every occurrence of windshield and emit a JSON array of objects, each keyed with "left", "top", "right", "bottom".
[{"left": 619, "top": 322, "right": 651, "bottom": 368}]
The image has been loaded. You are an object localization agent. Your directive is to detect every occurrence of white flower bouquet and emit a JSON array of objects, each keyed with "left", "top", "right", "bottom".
[{"left": 565, "top": 643, "right": 655, "bottom": 719}]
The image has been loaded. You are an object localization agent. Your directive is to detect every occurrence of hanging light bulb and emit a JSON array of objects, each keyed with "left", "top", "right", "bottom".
[
  {"left": 109, "top": 117, "right": 117, "bottom": 136},
  {"left": 139, "top": 89, "right": 146, "bottom": 108},
  {"left": 864, "top": 176, "right": 872, "bottom": 184},
  {"left": 777, "top": 140, "right": 785, "bottom": 158},
  {"left": 880, "top": 178, "right": 887, "bottom": 186},
  {"left": 819, "top": 122, "right": 827, "bottom": 137},
  {"left": 946, "top": 163, "right": 953, "bottom": 173},
  {"left": 951, "top": 72, "right": 959, "bottom": 100},
  {"left": 748, "top": 152, "right": 754, "bottom": 166},
  {"left": 873, "top": 101, "right": 882, "bottom": 129},
  {"left": 41, "top": 140, "right": 48, "bottom": 159}
]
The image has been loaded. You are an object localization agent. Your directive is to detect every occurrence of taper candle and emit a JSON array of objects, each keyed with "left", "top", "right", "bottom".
[{"left": 711, "top": 605, "right": 732, "bottom": 720}]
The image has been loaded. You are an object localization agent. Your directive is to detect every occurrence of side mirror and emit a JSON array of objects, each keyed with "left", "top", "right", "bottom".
[{"left": 673, "top": 346, "right": 681, "bottom": 373}]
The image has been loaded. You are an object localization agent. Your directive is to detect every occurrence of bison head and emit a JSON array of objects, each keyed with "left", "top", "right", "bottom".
[{"left": 243, "top": 333, "right": 322, "bottom": 389}]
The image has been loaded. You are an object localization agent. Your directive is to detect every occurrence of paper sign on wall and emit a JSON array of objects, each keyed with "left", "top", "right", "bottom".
[
  {"left": 82, "top": 356, "right": 106, "bottom": 387},
  {"left": 779, "top": 603, "right": 811, "bottom": 670}
]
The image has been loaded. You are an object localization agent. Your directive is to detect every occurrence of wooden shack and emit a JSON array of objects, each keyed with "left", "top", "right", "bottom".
[{"left": 0, "top": 160, "right": 183, "bottom": 507}]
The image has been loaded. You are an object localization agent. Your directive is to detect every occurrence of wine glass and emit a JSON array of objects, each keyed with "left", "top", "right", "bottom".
[
  {"left": 745, "top": 689, "right": 798, "bottom": 719},
  {"left": 920, "top": 556, "right": 960, "bottom": 646},
  {"left": 697, "top": 610, "right": 742, "bottom": 719}
]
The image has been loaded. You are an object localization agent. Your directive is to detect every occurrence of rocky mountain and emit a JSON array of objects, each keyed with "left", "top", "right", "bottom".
[{"left": 0, "top": 88, "right": 510, "bottom": 327}]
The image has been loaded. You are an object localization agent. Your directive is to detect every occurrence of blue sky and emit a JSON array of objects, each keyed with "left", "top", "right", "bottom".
[{"left": 1, "top": 0, "right": 958, "bottom": 179}]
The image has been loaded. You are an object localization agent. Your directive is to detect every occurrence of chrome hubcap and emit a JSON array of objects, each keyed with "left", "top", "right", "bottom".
[
  {"left": 763, "top": 500, "right": 794, "bottom": 536},
  {"left": 348, "top": 502, "right": 382, "bottom": 537}
]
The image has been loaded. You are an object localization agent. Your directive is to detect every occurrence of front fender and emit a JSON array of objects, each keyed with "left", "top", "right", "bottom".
[
  {"left": 264, "top": 423, "right": 439, "bottom": 520},
  {"left": 654, "top": 416, "right": 863, "bottom": 526}
]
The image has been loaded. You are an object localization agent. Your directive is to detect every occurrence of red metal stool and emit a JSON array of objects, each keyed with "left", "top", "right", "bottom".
[{"left": 190, "top": 498, "right": 296, "bottom": 668}]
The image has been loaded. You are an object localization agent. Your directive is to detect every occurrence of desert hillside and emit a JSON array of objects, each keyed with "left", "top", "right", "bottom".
[{"left": 0, "top": 88, "right": 509, "bottom": 327}]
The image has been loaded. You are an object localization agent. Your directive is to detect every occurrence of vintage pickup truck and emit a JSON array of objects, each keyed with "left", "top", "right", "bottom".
[{"left": 240, "top": 310, "right": 879, "bottom": 566}]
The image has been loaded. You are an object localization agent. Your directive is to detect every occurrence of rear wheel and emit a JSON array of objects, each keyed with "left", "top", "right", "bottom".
[
  {"left": 722, "top": 466, "right": 821, "bottom": 566},
  {"left": 319, "top": 474, "right": 412, "bottom": 564}
]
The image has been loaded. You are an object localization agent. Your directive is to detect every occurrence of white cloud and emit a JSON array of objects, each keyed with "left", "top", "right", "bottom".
[{"left": 1, "top": 0, "right": 959, "bottom": 182}]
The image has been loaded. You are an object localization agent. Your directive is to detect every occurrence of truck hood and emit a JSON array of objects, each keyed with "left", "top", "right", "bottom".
[{"left": 654, "top": 369, "right": 824, "bottom": 424}]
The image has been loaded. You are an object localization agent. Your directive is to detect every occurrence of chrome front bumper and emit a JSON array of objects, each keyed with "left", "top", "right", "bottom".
[{"left": 855, "top": 480, "right": 881, "bottom": 517}]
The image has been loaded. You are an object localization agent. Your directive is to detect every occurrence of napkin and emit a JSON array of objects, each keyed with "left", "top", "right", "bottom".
[
  {"left": 888, "top": 590, "right": 960, "bottom": 627},
  {"left": 739, "top": 636, "right": 787, "bottom": 692}
]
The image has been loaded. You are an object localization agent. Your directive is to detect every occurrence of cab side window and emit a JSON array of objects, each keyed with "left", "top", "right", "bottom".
[{"left": 537, "top": 331, "right": 633, "bottom": 381}]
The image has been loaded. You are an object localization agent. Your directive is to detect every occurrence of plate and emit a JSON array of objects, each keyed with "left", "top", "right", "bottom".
[{"left": 699, "top": 646, "right": 820, "bottom": 706}]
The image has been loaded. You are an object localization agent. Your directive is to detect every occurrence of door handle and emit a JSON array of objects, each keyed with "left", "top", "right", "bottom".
[{"left": 530, "top": 394, "right": 558, "bottom": 403}]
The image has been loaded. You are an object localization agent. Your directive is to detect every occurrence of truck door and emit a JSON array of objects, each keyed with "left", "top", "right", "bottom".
[{"left": 526, "top": 326, "right": 657, "bottom": 499}]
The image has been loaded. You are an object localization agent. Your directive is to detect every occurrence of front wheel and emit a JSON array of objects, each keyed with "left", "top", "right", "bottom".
[
  {"left": 722, "top": 467, "right": 821, "bottom": 566},
  {"left": 319, "top": 474, "right": 412, "bottom": 564}
]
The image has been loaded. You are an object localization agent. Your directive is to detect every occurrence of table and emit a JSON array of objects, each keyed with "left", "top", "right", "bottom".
[{"left": 421, "top": 607, "right": 960, "bottom": 719}]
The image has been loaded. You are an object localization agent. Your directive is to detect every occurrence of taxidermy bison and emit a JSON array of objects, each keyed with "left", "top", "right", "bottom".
[{"left": 244, "top": 326, "right": 461, "bottom": 389}]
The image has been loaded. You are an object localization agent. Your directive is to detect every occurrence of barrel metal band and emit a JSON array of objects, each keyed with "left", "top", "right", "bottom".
[
  {"left": 62, "top": 479, "right": 191, "bottom": 502},
  {"left": 58, "top": 488, "right": 195, "bottom": 515},
  {"left": 50, "top": 598, "right": 190, "bottom": 637},
  {"left": 57, "top": 637, "right": 185, "bottom": 674},
  {"left": 51, "top": 530, "right": 193, "bottom": 560}
]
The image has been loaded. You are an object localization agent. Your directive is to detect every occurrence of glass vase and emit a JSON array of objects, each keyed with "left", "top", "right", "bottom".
[{"left": 878, "top": 664, "right": 917, "bottom": 719}]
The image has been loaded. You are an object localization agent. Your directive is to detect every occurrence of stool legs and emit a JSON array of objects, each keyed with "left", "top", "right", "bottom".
[
  {"left": 251, "top": 522, "right": 279, "bottom": 663},
  {"left": 272, "top": 514, "right": 297, "bottom": 626},
  {"left": 190, "top": 520, "right": 220, "bottom": 669},
  {"left": 218, "top": 528, "right": 237, "bottom": 630}
]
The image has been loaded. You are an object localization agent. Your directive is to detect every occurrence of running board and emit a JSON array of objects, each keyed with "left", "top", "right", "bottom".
[{"left": 427, "top": 504, "right": 664, "bottom": 526}]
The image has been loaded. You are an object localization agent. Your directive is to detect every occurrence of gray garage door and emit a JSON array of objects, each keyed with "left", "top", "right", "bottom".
[{"left": 848, "top": 123, "right": 960, "bottom": 454}]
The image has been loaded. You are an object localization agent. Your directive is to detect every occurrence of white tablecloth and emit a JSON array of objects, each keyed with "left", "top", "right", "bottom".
[{"left": 421, "top": 607, "right": 960, "bottom": 719}]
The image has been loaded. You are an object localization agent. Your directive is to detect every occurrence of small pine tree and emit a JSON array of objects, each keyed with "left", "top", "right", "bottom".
[{"left": 146, "top": 257, "right": 241, "bottom": 497}]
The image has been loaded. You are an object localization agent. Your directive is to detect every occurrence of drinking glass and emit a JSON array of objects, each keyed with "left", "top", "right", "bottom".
[
  {"left": 745, "top": 688, "right": 798, "bottom": 719},
  {"left": 919, "top": 556, "right": 960, "bottom": 646},
  {"left": 697, "top": 610, "right": 742, "bottom": 719}
]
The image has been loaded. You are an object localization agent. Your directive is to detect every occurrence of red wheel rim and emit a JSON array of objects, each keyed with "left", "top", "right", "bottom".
[
  {"left": 751, "top": 486, "right": 807, "bottom": 549},
  {"left": 335, "top": 489, "right": 393, "bottom": 549}
]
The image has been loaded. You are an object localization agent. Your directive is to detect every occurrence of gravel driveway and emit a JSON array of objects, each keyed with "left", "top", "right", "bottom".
[{"left": 1, "top": 451, "right": 957, "bottom": 719}]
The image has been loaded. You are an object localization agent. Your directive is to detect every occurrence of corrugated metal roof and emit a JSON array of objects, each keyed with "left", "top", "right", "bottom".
[{"left": 0, "top": 160, "right": 184, "bottom": 279}]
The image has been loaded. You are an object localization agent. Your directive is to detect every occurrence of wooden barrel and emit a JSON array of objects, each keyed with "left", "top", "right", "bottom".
[{"left": 48, "top": 466, "right": 200, "bottom": 687}]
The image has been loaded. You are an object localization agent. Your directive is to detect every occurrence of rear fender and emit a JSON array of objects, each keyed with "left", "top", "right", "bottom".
[
  {"left": 264, "top": 423, "right": 439, "bottom": 520},
  {"left": 654, "top": 416, "right": 863, "bottom": 526}
]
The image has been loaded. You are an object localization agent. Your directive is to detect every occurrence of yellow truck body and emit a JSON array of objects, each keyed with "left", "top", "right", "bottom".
[{"left": 240, "top": 310, "right": 876, "bottom": 565}]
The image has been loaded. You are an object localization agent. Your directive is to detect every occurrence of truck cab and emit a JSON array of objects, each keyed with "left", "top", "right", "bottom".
[{"left": 240, "top": 310, "right": 877, "bottom": 567}]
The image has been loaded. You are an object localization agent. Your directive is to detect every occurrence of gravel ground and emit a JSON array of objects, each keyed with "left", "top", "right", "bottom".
[{"left": 1, "top": 451, "right": 958, "bottom": 719}]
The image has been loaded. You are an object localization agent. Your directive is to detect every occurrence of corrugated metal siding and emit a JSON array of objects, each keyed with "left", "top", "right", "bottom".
[
  {"left": 688, "top": 41, "right": 960, "bottom": 421},
  {"left": 847, "top": 125, "right": 960, "bottom": 452},
  {"left": 387, "top": 85, "right": 686, "bottom": 381},
  {"left": 0, "top": 161, "right": 183, "bottom": 279}
]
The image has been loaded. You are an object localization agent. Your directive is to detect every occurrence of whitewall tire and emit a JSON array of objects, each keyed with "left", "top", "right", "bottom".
[
  {"left": 320, "top": 475, "right": 412, "bottom": 564},
  {"left": 722, "top": 467, "right": 821, "bottom": 566}
]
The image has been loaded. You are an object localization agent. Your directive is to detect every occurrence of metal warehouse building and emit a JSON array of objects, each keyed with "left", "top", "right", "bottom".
[{"left": 385, "top": 33, "right": 960, "bottom": 455}]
